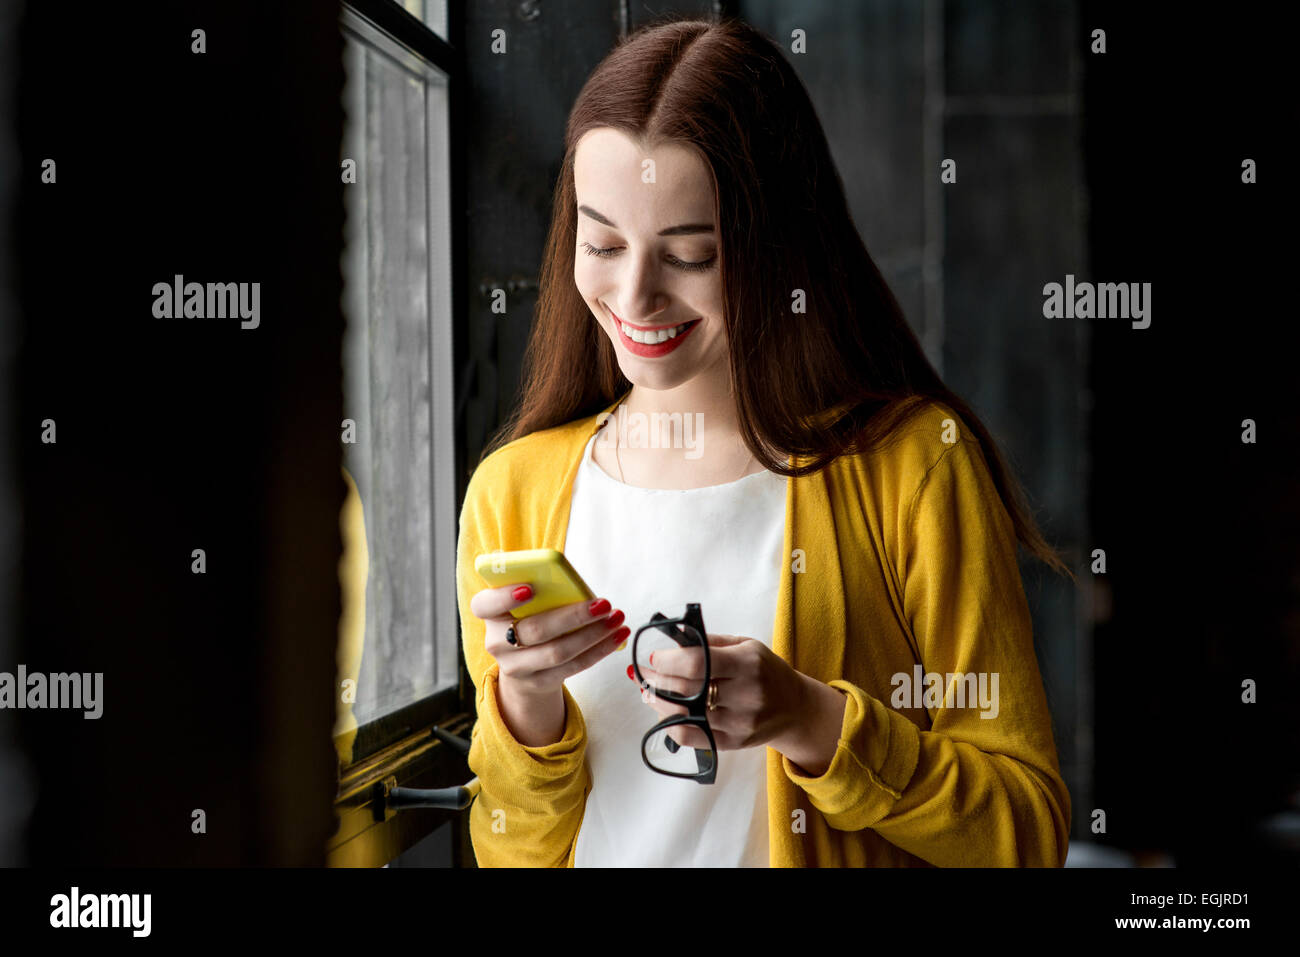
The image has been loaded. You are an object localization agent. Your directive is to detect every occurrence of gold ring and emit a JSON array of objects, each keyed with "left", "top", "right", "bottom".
[{"left": 707, "top": 679, "right": 718, "bottom": 711}]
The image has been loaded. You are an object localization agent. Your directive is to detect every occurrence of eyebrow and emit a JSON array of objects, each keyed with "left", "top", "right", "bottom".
[{"left": 578, "top": 204, "right": 715, "bottom": 237}]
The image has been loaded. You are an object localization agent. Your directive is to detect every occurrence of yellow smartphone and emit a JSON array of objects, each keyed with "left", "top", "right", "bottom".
[{"left": 474, "top": 548, "right": 596, "bottom": 620}]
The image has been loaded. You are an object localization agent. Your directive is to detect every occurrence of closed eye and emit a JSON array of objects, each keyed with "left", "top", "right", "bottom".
[{"left": 579, "top": 241, "right": 716, "bottom": 273}]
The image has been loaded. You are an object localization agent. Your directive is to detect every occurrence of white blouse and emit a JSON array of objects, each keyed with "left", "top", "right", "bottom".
[{"left": 561, "top": 428, "right": 788, "bottom": 867}]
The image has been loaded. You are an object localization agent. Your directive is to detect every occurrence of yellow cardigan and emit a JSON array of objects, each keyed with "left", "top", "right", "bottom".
[{"left": 455, "top": 393, "right": 1071, "bottom": 866}]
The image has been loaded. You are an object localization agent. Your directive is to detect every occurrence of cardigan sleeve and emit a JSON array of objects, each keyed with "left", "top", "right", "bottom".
[
  {"left": 782, "top": 431, "right": 1071, "bottom": 867},
  {"left": 456, "top": 461, "right": 592, "bottom": 868}
]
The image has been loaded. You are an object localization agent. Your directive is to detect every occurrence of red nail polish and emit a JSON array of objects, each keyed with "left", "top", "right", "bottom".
[
  {"left": 627, "top": 664, "right": 636, "bottom": 681},
  {"left": 589, "top": 597, "right": 611, "bottom": 616},
  {"left": 606, "top": 609, "right": 625, "bottom": 628},
  {"left": 512, "top": 585, "right": 532, "bottom": 601}
]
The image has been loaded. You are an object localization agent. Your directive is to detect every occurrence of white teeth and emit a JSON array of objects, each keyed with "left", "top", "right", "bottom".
[{"left": 621, "top": 320, "right": 690, "bottom": 344}]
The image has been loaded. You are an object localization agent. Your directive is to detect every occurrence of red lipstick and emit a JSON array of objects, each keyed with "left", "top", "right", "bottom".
[{"left": 611, "top": 310, "right": 701, "bottom": 358}]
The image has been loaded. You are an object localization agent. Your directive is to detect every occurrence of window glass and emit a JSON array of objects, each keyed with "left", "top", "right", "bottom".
[
  {"left": 400, "top": 0, "right": 448, "bottom": 42},
  {"left": 341, "top": 10, "right": 457, "bottom": 726}
]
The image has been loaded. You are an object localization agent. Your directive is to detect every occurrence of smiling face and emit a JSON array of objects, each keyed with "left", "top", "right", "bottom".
[{"left": 572, "top": 127, "right": 727, "bottom": 391}]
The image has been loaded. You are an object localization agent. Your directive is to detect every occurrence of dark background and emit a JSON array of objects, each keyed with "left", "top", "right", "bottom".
[
  {"left": 4, "top": 0, "right": 345, "bottom": 865},
  {"left": 0, "top": 0, "right": 1295, "bottom": 871},
  {"left": 1079, "top": 7, "right": 1295, "bottom": 863}
]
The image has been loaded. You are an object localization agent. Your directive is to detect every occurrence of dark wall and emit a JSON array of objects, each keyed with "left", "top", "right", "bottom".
[
  {"left": 1082, "top": 4, "right": 1296, "bottom": 864},
  {"left": 462, "top": 0, "right": 625, "bottom": 454}
]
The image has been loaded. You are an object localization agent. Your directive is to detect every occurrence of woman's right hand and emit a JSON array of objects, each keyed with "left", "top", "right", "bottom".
[{"left": 470, "top": 585, "right": 630, "bottom": 699}]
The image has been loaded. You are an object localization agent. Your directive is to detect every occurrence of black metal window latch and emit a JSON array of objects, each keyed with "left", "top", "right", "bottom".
[{"left": 370, "top": 726, "right": 481, "bottom": 821}]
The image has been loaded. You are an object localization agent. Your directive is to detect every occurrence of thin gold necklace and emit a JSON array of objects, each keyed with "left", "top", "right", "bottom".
[{"left": 614, "top": 436, "right": 756, "bottom": 487}]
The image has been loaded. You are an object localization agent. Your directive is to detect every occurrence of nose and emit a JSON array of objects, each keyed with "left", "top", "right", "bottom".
[{"left": 612, "top": 252, "right": 668, "bottom": 323}]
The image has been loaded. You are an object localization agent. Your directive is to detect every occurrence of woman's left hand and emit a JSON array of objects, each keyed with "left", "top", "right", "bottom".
[{"left": 631, "top": 634, "right": 839, "bottom": 761}]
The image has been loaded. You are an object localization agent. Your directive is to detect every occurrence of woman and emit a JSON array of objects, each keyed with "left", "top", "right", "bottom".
[{"left": 455, "top": 16, "right": 1072, "bottom": 867}]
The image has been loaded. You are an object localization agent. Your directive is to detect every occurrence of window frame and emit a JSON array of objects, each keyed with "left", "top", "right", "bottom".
[{"left": 328, "top": 0, "right": 473, "bottom": 868}]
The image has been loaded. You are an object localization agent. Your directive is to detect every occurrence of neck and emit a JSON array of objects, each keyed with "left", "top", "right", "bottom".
[
  {"left": 620, "top": 357, "right": 741, "bottom": 438},
  {"left": 609, "top": 359, "right": 755, "bottom": 484}
]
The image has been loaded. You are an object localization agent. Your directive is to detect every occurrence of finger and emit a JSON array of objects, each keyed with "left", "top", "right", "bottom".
[
  {"left": 705, "top": 633, "right": 749, "bottom": 646},
  {"left": 665, "top": 723, "right": 712, "bottom": 750},
  {"left": 537, "top": 617, "right": 631, "bottom": 684},
  {"left": 643, "top": 695, "right": 688, "bottom": 717},
  {"left": 512, "top": 594, "right": 614, "bottom": 648},
  {"left": 632, "top": 673, "right": 666, "bottom": 706},
  {"left": 635, "top": 665, "right": 701, "bottom": 698},
  {"left": 690, "top": 639, "right": 756, "bottom": 679},
  {"left": 644, "top": 645, "right": 707, "bottom": 682},
  {"left": 470, "top": 582, "right": 537, "bottom": 622},
  {"left": 645, "top": 683, "right": 739, "bottom": 730},
  {"left": 520, "top": 616, "right": 631, "bottom": 691},
  {"left": 502, "top": 611, "right": 626, "bottom": 672}
]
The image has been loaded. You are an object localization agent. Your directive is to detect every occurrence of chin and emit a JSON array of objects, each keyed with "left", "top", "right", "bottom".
[{"left": 616, "top": 360, "right": 694, "bottom": 392}]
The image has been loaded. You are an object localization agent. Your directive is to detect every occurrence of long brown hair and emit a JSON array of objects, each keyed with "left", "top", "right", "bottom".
[{"left": 483, "top": 15, "right": 1073, "bottom": 581}]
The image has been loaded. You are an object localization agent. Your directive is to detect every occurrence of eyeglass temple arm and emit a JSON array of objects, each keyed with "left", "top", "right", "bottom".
[{"left": 647, "top": 609, "right": 705, "bottom": 646}]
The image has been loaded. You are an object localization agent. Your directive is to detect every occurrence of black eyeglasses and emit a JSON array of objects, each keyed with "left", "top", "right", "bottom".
[{"left": 631, "top": 603, "right": 717, "bottom": 785}]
